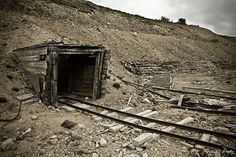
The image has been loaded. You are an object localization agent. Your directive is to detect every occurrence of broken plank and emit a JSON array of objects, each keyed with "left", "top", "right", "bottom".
[
  {"left": 132, "top": 117, "right": 194, "bottom": 146},
  {"left": 94, "top": 107, "right": 133, "bottom": 122},
  {"left": 162, "top": 117, "right": 194, "bottom": 132},
  {"left": 183, "top": 86, "right": 236, "bottom": 95},
  {"left": 16, "top": 93, "right": 34, "bottom": 101},
  {"left": 177, "top": 95, "right": 184, "bottom": 106},
  {"left": 132, "top": 122, "right": 157, "bottom": 132},
  {"left": 109, "top": 110, "right": 153, "bottom": 131},
  {"left": 195, "top": 134, "right": 211, "bottom": 149},
  {"left": 72, "top": 103, "right": 90, "bottom": 109},
  {"left": 110, "top": 110, "right": 157, "bottom": 132},
  {"left": 151, "top": 85, "right": 236, "bottom": 100}
]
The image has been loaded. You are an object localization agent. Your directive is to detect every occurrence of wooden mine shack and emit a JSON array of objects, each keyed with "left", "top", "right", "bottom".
[{"left": 13, "top": 43, "right": 111, "bottom": 106}]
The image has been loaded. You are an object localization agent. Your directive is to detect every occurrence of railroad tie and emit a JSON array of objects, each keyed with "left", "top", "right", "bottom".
[
  {"left": 109, "top": 110, "right": 158, "bottom": 132},
  {"left": 93, "top": 107, "right": 133, "bottom": 122},
  {"left": 132, "top": 117, "right": 194, "bottom": 146}
]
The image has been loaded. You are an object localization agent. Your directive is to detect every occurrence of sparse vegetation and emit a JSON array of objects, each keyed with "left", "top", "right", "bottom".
[
  {"left": 160, "top": 16, "right": 171, "bottom": 23},
  {"left": 112, "top": 82, "right": 121, "bottom": 89},
  {"left": 7, "top": 74, "right": 13, "bottom": 81},
  {"left": 177, "top": 18, "right": 187, "bottom": 25},
  {"left": 11, "top": 87, "right": 19, "bottom": 92},
  {"left": 210, "top": 39, "right": 220, "bottom": 43},
  {"left": 0, "top": 96, "right": 7, "bottom": 103}
]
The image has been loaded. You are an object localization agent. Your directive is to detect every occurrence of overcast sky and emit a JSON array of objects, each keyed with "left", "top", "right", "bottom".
[{"left": 89, "top": 0, "right": 236, "bottom": 36}]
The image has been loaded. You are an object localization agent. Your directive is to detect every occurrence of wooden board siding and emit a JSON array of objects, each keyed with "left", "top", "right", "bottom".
[{"left": 14, "top": 47, "right": 47, "bottom": 57}]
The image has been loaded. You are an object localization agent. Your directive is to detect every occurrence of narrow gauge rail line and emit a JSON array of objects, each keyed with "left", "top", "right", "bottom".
[
  {"left": 59, "top": 96, "right": 236, "bottom": 139},
  {"left": 58, "top": 97, "right": 236, "bottom": 152}
]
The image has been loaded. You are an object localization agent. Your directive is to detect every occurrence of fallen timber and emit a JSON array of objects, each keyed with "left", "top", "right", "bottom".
[
  {"left": 151, "top": 85, "right": 236, "bottom": 100},
  {"left": 183, "top": 86, "right": 236, "bottom": 95},
  {"left": 122, "top": 80, "right": 236, "bottom": 100},
  {"left": 170, "top": 106, "right": 236, "bottom": 116},
  {"left": 58, "top": 98, "right": 236, "bottom": 152}
]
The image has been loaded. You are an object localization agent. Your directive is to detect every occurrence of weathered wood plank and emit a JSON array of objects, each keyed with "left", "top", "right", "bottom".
[
  {"left": 16, "top": 93, "right": 34, "bottom": 101},
  {"left": 17, "top": 55, "right": 40, "bottom": 62},
  {"left": 23, "top": 67, "right": 46, "bottom": 75},
  {"left": 177, "top": 95, "right": 184, "bottom": 106},
  {"left": 22, "top": 61, "right": 47, "bottom": 69},
  {"left": 94, "top": 107, "right": 133, "bottom": 122},
  {"left": 132, "top": 117, "right": 194, "bottom": 146},
  {"left": 110, "top": 110, "right": 157, "bottom": 132},
  {"left": 14, "top": 47, "right": 47, "bottom": 57},
  {"left": 195, "top": 134, "right": 211, "bottom": 149}
]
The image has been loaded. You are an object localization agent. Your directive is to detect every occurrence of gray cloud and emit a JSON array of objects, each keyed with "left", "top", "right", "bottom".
[{"left": 89, "top": 0, "right": 236, "bottom": 36}]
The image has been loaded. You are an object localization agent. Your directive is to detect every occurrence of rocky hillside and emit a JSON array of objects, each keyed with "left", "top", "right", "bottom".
[{"left": 1, "top": 0, "right": 236, "bottom": 66}]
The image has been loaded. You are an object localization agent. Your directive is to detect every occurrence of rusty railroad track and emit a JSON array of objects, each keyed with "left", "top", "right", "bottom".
[{"left": 58, "top": 96, "right": 236, "bottom": 153}]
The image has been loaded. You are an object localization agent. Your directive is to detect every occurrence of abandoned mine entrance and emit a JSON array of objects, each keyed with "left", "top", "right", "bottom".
[
  {"left": 57, "top": 54, "right": 97, "bottom": 98},
  {"left": 13, "top": 43, "right": 111, "bottom": 106}
]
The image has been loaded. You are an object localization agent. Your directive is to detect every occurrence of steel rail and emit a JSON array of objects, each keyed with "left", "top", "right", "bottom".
[
  {"left": 59, "top": 96, "right": 236, "bottom": 140},
  {"left": 58, "top": 99, "right": 236, "bottom": 152}
]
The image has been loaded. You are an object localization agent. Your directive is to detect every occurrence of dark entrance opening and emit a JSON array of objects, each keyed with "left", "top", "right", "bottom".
[{"left": 57, "top": 54, "right": 96, "bottom": 98}]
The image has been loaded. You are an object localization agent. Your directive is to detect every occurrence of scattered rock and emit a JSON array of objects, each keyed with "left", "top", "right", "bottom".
[
  {"left": 99, "top": 138, "right": 107, "bottom": 147},
  {"left": 92, "top": 153, "right": 99, "bottom": 157},
  {"left": 39, "top": 148, "right": 46, "bottom": 155},
  {"left": 230, "top": 127, "right": 236, "bottom": 133},
  {"left": 113, "top": 82, "right": 121, "bottom": 89},
  {"left": 1, "top": 138, "right": 14, "bottom": 151},
  {"left": 70, "top": 131, "right": 81, "bottom": 141},
  {"left": 11, "top": 87, "right": 20, "bottom": 92},
  {"left": 50, "top": 135, "right": 58, "bottom": 139},
  {"left": 203, "top": 99, "right": 229, "bottom": 106},
  {"left": 207, "top": 116, "right": 218, "bottom": 121},
  {"left": 6, "top": 74, "right": 13, "bottom": 80},
  {"left": 133, "top": 32, "right": 138, "bottom": 36},
  {"left": 78, "top": 124, "right": 86, "bottom": 129},
  {"left": 136, "top": 147, "right": 143, "bottom": 151},
  {"left": 127, "top": 144, "right": 136, "bottom": 150},
  {"left": 143, "top": 98, "right": 151, "bottom": 104},
  {"left": 84, "top": 97, "right": 89, "bottom": 100},
  {"left": 5, "top": 64, "right": 13, "bottom": 69},
  {"left": 61, "top": 105, "right": 76, "bottom": 112},
  {"left": 0, "top": 96, "right": 7, "bottom": 103},
  {"left": 2, "top": 42, "right": 8, "bottom": 47},
  {"left": 16, "top": 128, "right": 32, "bottom": 140},
  {"left": 30, "top": 115, "right": 38, "bottom": 120},
  {"left": 142, "top": 153, "right": 148, "bottom": 157},
  {"left": 214, "top": 126, "right": 230, "bottom": 133},
  {"left": 61, "top": 120, "right": 77, "bottom": 129},
  {"left": 124, "top": 154, "right": 139, "bottom": 157},
  {"left": 215, "top": 151, "right": 221, "bottom": 157},
  {"left": 76, "top": 148, "right": 91, "bottom": 155},
  {"left": 48, "top": 139, "right": 58, "bottom": 145},
  {"left": 95, "top": 141, "right": 99, "bottom": 147}
]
